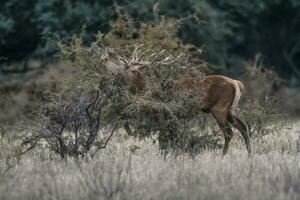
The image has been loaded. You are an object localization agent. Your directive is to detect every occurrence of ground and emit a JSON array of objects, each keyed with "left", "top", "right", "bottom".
[{"left": 0, "top": 120, "right": 300, "bottom": 200}]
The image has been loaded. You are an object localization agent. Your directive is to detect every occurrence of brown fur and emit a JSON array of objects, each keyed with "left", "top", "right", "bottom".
[
  {"left": 129, "top": 74, "right": 251, "bottom": 156},
  {"left": 127, "top": 71, "right": 147, "bottom": 93},
  {"left": 177, "top": 75, "right": 250, "bottom": 156}
]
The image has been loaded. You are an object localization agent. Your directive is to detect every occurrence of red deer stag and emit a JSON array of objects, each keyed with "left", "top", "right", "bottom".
[{"left": 101, "top": 45, "right": 251, "bottom": 156}]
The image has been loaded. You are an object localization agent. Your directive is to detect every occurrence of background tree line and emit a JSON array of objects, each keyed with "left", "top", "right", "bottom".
[{"left": 0, "top": 0, "right": 300, "bottom": 85}]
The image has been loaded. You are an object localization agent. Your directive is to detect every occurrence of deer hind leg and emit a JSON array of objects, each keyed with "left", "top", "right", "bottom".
[
  {"left": 228, "top": 114, "right": 251, "bottom": 156},
  {"left": 211, "top": 110, "right": 233, "bottom": 156},
  {"left": 220, "top": 122, "right": 234, "bottom": 156}
]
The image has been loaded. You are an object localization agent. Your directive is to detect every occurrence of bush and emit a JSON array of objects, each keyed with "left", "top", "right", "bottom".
[
  {"left": 22, "top": 8, "right": 288, "bottom": 158},
  {"left": 22, "top": 88, "right": 121, "bottom": 159},
  {"left": 22, "top": 11, "right": 222, "bottom": 158}
]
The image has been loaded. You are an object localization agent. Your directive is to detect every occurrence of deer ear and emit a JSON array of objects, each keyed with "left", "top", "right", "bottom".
[
  {"left": 119, "top": 58, "right": 127, "bottom": 64},
  {"left": 119, "top": 58, "right": 129, "bottom": 69}
]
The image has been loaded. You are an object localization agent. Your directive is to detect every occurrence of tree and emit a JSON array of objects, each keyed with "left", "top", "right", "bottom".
[{"left": 206, "top": 0, "right": 300, "bottom": 79}]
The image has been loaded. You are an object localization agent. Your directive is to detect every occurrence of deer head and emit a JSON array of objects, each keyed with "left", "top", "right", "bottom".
[
  {"left": 100, "top": 44, "right": 183, "bottom": 92},
  {"left": 101, "top": 48, "right": 127, "bottom": 74}
]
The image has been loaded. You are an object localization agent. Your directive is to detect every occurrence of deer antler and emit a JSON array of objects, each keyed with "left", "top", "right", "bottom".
[
  {"left": 126, "top": 44, "right": 183, "bottom": 71},
  {"left": 100, "top": 44, "right": 183, "bottom": 73}
]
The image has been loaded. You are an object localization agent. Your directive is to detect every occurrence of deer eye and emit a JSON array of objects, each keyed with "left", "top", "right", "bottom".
[
  {"left": 101, "top": 55, "right": 108, "bottom": 61},
  {"left": 131, "top": 69, "right": 142, "bottom": 76}
]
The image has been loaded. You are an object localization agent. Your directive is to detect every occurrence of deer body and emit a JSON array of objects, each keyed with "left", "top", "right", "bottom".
[
  {"left": 165, "top": 75, "right": 250, "bottom": 156},
  {"left": 101, "top": 47, "right": 251, "bottom": 156},
  {"left": 175, "top": 75, "right": 243, "bottom": 113},
  {"left": 192, "top": 75, "right": 250, "bottom": 156}
]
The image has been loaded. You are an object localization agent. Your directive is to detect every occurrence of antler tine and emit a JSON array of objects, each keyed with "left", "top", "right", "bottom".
[
  {"left": 171, "top": 53, "right": 183, "bottom": 63},
  {"left": 131, "top": 44, "right": 144, "bottom": 62},
  {"left": 159, "top": 53, "right": 184, "bottom": 65},
  {"left": 147, "top": 53, "right": 158, "bottom": 62},
  {"left": 150, "top": 49, "right": 167, "bottom": 63},
  {"left": 138, "top": 49, "right": 150, "bottom": 61},
  {"left": 125, "top": 45, "right": 183, "bottom": 71}
]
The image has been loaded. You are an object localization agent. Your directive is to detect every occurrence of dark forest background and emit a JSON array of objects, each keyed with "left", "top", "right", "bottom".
[{"left": 1, "top": 0, "right": 300, "bottom": 85}]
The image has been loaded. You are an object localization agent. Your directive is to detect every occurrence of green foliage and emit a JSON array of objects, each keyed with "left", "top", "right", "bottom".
[
  {"left": 33, "top": 0, "right": 113, "bottom": 54},
  {"left": 207, "top": 0, "right": 300, "bottom": 78},
  {"left": 0, "top": 0, "right": 115, "bottom": 61},
  {"left": 1, "top": 0, "right": 300, "bottom": 81},
  {"left": 0, "top": 0, "right": 39, "bottom": 60},
  {"left": 102, "top": 9, "right": 203, "bottom": 57}
]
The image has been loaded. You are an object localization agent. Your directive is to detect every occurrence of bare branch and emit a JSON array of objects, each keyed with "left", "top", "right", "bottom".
[{"left": 91, "top": 123, "right": 118, "bottom": 157}]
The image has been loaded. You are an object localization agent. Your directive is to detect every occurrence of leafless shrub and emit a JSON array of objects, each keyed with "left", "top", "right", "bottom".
[{"left": 22, "top": 87, "right": 121, "bottom": 159}]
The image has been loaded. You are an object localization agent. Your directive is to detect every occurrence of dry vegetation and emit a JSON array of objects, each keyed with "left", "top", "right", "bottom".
[
  {"left": 0, "top": 121, "right": 300, "bottom": 200},
  {"left": 1, "top": 9, "right": 300, "bottom": 200}
]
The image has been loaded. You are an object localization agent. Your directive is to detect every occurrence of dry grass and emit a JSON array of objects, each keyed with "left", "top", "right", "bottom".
[{"left": 0, "top": 120, "right": 300, "bottom": 200}]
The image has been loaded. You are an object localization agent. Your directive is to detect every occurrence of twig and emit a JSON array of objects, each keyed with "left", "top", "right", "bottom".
[{"left": 91, "top": 123, "right": 118, "bottom": 157}]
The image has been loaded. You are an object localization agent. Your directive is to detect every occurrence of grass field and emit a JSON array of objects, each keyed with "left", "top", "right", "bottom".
[{"left": 0, "top": 120, "right": 300, "bottom": 200}]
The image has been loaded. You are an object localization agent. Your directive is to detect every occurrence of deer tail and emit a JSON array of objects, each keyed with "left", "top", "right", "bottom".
[
  {"left": 231, "top": 80, "right": 242, "bottom": 113},
  {"left": 236, "top": 80, "right": 245, "bottom": 93}
]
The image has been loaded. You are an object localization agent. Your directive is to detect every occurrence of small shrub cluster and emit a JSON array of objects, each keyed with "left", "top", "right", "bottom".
[
  {"left": 22, "top": 11, "right": 222, "bottom": 158},
  {"left": 22, "top": 85, "right": 124, "bottom": 159},
  {"left": 21, "top": 9, "right": 286, "bottom": 159}
]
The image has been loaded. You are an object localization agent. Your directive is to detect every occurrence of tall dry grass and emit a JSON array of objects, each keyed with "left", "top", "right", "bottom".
[{"left": 0, "top": 121, "right": 299, "bottom": 200}]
